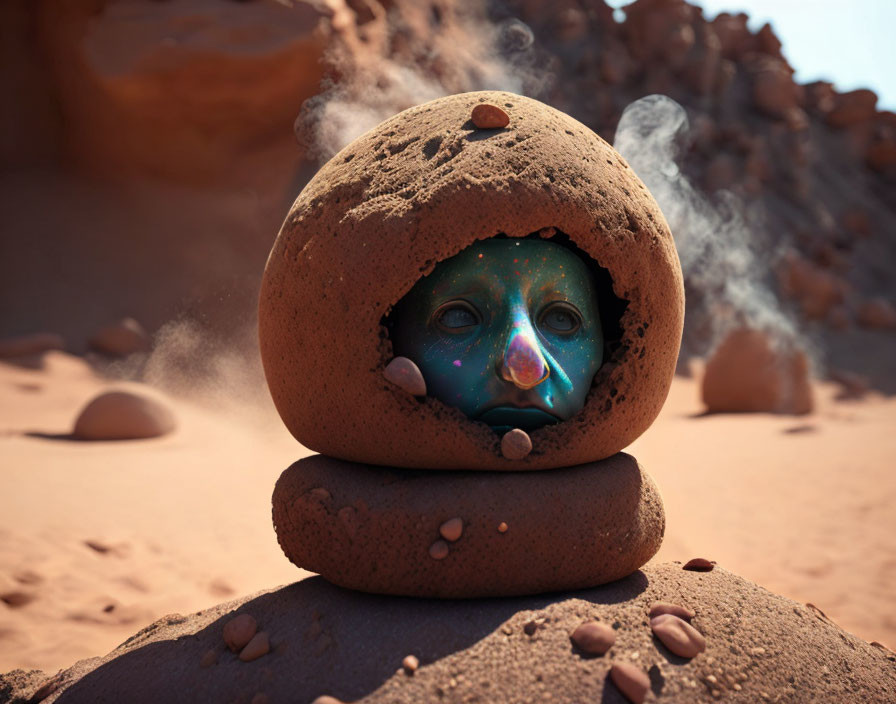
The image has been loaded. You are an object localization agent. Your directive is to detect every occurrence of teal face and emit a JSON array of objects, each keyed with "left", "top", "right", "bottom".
[{"left": 390, "top": 238, "right": 604, "bottom": 434}]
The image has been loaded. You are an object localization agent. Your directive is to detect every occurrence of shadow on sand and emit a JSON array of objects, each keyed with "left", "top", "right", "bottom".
[{"left": 55, "top": 571, "right": 649, "bottom": 704}]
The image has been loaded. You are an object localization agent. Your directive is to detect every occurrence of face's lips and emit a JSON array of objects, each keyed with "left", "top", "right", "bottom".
[{"left": 475, "top": 405, "right": 561, "bottom": 433}]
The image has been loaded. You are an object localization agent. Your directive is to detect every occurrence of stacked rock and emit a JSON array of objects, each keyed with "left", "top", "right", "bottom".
[{"left": 259, "top": 91, "right": 684, "bottom": 598}]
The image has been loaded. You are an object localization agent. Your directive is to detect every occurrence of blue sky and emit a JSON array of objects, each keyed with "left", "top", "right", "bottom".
[{"left": 606, "top": 0, "right": 895, "bottom": 111}]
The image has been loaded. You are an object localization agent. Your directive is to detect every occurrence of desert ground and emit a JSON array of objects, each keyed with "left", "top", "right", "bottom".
[{"left": 1, "top": 349, "right": 893, "bottom": 675}]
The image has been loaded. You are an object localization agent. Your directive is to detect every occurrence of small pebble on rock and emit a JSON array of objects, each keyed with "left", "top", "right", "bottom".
[
  {"left": 239, "top": 631, "right": 270, "bottom": 662},
  {"left": 523, "top": 620, "right": 538, "bottom": 636},
  {"left": 383, "top": 356, "right": 426, "bottom": 396},
  {"left": 402, "top": 654, "right": 419, "bottom": 674},
  {"left": 439, "top": 517, "right": 463, "bottom": 542},
  {"left": 471, "top": 103, "right": 510, "bottom": 129},
  {"left": 649, "top": 601, "right": 696, "bottom": 621},
  {"left": 683, "top": 557, "right": 715, "bottom": 572},
  {"left": 199, "top": 649, "right": 218, "bottom": 668},
  {"left": 501, "top": 428, "right": 532, "bottom": 460},
  {"left": 570, "top": 620, "right": 616, "bottom": 655},
  {"left": 650, "top": 614, "right": 706, "bottom": 658},
  {"left": 223, "top": 614, "right": 257, "bottom": 652},
  {"left": 429, "top": 540, "right": 449, "bottom": 560},
  {"left": 498, "top": 521, "right": 508, "bottom": 533},
  {"left": 609, "top": 662, "right": 650, "bottom": 703}
]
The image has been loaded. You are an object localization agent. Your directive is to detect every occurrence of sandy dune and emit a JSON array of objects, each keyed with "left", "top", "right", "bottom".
[{"left": 1, "top": 352, "right": 894, "bottom": 674}]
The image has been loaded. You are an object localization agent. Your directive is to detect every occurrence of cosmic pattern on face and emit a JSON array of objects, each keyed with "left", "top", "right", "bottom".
[{"left": 390, "top": 237, "right": 605, "bottom": 434}]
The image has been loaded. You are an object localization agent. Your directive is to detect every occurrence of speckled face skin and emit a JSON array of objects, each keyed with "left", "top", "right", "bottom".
[{"left": 391, "top": 238, "right": 604, "bottom": 433}]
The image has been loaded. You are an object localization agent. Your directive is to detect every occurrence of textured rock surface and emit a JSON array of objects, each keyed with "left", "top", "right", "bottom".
[
  {"left": 72, "top": 388, "right": 176, "bottom": 440},
  {"left": 702, "top": 328, "right": 813, "bottom": 415},
  {"left": 35, "top": 0, "right": 327, "bottom": 185},
  {"left": 272, "top": 453, "right": 664, "bottom": 597},
  {"left": 260, "top": 90, "right": 685, "bottom": 470},
  {"left": 3, "top": 564, "right": 893, "bottom": 703}
]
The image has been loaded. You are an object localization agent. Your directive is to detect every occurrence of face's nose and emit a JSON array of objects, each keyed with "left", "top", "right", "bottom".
[{"left": 498, "top": 307, "right": 549, "bottom": 390}]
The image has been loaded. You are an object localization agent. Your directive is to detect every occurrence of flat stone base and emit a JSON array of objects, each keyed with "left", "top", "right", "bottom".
[{"left": 272, "top": 452, "right": 665, "bottom": 598}]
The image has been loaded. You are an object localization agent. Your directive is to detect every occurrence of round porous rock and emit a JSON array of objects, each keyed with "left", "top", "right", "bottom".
[
  {"left": 272, "top": 452, "right": 664, "bottom": 597},
  {"left": 72, "top": 388, "right": 176, "bottom": 441},
  {"left": 259, "top": 90, "right": 684, "bottom": 470}
]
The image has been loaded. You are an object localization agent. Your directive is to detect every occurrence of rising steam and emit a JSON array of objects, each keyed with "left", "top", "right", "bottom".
[
  {"left": 613, "top": 95, "right": 801, "bottom": 357},
  {"left": 299, "top": 12, "right": 542, "bottom": 161}
]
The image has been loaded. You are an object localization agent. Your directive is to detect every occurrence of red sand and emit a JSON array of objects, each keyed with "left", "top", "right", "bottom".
[{"left": 1, "top": 353, "right": 894, "bottom": 673}]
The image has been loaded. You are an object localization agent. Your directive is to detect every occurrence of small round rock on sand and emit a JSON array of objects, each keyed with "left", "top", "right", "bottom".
[
  {"left": 401, "top": 655, "right": 419, "bottom": 674},
  {"left": 238, "top": 631, "right": 270, "bottom": 662},
  {"left": 0, "top": 332, "right": 64, "bottom": 359},
  {"left": 223, "top": 614, "right": 257, "bottom": 652},
  {"left": 570, "top": 621, "right": 615, "bottom": 656},
  {"left": 72, "top": 388, "right": 176, "bottom": 441},
  {"left": 609, "top": 662, "right": 650, "bottom": 703},
  {"left": 88, "top": 317, "right": 150, "bottom": 357},
  {"left": 650, "top": 614, "right": 706, "bottom": 659},
  {"left": 649, "top": 601, "right": 695, "bottom": 621},
  {"left": 702, "top": 327, "right": 813, "bottom": 415}
]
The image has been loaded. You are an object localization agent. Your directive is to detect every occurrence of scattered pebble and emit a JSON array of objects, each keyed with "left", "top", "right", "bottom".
[
  {"left": 0, "top": 332, "right": 64, "bottom": 358},
  {"left": 239, "top": 631, "right": 270, "bottom": 662},
  {"left": 30, "top": 676, "right": 60, "bottom": 702},
  {"left": 311, "top": 697, "right": 344, "bottom": 704},
  {"left": 402, "top": 654, "right": 419, "bottom": 674},
  {"left": 650, "top": 614, "right": 706, "bottom": 658},
  {"left": 88, "top": 317, "right": 150, "bottom": 357},
  {"left": 471, "top": 103, "right": 510, "bottom": 129},
  {"left": 1, "top": 591, "right": 35, "bottom": 608},
  {"left": 429, "top": 540, "right": 449, "bottom": 560},
  {"left": 498, "top": 521, "right": 508, "bottom": 533},
  {"left": 199, "top": 649, "right": 218, "bottom": 668},
  {"left": 383, "top": 356, "right": 427, "bottom": 396},
  {"left": 649, "top": 601, "right": 696, "bottom": 621},
  {"left": 501, "top": 428, "right": 532, "bottom": 460},
  {"left": 570, "top": 620, "right": 615, "bottom": 655},
  {"left": 223, "top": 614, "right": 258, "bottom": 652},
  {"left": 683, "top": 557, "right": 715, "bottom": 572},
  {"left": 609, "top": 662, "right": 650, "bottom": 703},
  {"left": 439, "top": 517, "right": 463, "bottom": 542}
]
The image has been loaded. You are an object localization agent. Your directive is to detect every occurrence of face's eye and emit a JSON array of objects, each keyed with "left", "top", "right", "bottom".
[
  {"left": 539, "top": 302, "right": 583, "bottom": 335},
  {"left": 433, "top": 301, "right": 481, "bottom": 333}
]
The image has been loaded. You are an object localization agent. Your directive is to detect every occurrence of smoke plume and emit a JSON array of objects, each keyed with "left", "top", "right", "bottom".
[{"left": 614, "top": 94, "right": 803, "bottom": 358}]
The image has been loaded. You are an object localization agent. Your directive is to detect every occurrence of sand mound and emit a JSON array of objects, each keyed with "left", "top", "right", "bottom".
[{"left": 3, "top": 563, "right": 892, "bottom": 704}]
